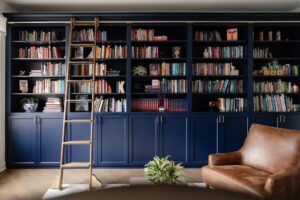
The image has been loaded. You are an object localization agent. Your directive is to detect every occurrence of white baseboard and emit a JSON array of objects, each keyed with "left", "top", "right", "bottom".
[{"left": 0, "top": 161, "right": 6, "bottom": 173}]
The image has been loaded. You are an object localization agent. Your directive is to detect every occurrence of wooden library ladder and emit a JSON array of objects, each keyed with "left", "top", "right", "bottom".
[{"left": 51, "top": 17, "right": 102, "bottom": 190}]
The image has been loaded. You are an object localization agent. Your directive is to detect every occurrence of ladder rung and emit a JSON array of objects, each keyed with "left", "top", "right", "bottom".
[
  {"left": 65, "top": 119, "right": 93, "bottom": 123},
  {"left": 66, "top": 99, "right": 92, "bottom": 103},
  {"left": 69, "top": 61, "right": 94, "bottom": 65},
  {"left": 62, "top": 162, "right": 91, "bottom": 168},
  {"left": 71, "top": 43, "right": 95, "bottom": 47},
  {"left": 63, "top": 140, "right": 91, "bottom": 145},
  {"left": 67, "top": 79, "right": 93, "bottom": 83}
]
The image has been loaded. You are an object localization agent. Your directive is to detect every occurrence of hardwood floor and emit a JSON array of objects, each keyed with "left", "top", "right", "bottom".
[{"left": 0, "top": 168, "right": 202, "bottom": 200}]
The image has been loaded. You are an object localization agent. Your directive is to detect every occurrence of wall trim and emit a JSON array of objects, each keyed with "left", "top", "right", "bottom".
[
  {"left": 0, "top": 14, "right": 7, "bottom": 34},
  {"left": 0, "top": 161, "right": 6, "bottom": 173}
]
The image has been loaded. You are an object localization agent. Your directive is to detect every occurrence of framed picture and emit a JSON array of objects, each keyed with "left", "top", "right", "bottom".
[
  {"left": 74, "top": 47, "right": 84, "bottom": 59},
  {"left": 19, "top": 80, "right": 28, "bottom": 93},
  {"left": 75, "top": 95, "right": 89, "bottom": 112},
  {"left": 172, "top": 46, "right": 181, "bottom": 58}
]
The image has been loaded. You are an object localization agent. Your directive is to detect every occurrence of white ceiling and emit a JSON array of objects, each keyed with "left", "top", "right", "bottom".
[{"left": 3, "top": 0, "right": 300, "bottom": 12}]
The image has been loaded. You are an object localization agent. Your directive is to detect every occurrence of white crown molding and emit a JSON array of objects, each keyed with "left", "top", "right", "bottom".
[
  {"left": 0, "top": 14, "right": 7, "bottom": 34},
  {"left": 0, "top": 162, "right": 6, "bottom": 173}
]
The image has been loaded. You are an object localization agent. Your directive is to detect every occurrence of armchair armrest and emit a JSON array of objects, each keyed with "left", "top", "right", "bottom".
[
  {"left": 208, "top": 151, "right": 242, "bottom": 167},
  {"left": 264, "top": 169, "right": 300, "bottom": 199}
]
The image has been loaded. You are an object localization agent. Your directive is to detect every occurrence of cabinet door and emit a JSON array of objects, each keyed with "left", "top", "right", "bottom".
[
  {"left": 220, "top": 115, "right": 248, "bottom": 153},
  {"left": 250, "top": 114, "right": 279, "bottom": 128},
  {"left": 97, "top": 115, "right": 128, "bottom": 166},
  {"left": 160, "top": 115, "right": 188, "bottom": 163},
  {"left": 38, "top": 116, "right": 63, "bottom": 166},
  {"left": 129, "top": 115, "right": 159, "bottom": 166},
  {"left": 281, "top": 114, "right": 300, "bottom": 130},
  {"left": 68, "top": 115, "right": 97, "bottom": 164},
  {"left": 191, "top": 115, "right": 218, "bottom": 165},
  {"left": 8, "top": 116, "right": 37, "bottom": 166}
]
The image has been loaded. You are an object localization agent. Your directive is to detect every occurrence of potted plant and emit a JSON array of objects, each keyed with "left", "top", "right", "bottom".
[
  {"left": 20, "top": 98, "right": 39, "bottom": 112},
  {"left": 144, "top": 156, "right": 183, "bottom": 184}
]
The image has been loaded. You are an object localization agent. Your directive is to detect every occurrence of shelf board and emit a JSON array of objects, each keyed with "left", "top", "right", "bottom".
[
  {"left": 131, "top": 40, "right": 187, "bottom": 44},
  {"left": 96, "top": 58, "right": 127, "bottom": 61},
  {"left": 132, "top": 58, "right": 187, "bottom": 61},
  {"left": 193, "top": 40, "right": 246, "bottom": 44},
  {"left": 12, "top": 75, "right": 65, "bottom": 78},
  {"left": 192, "top": 75, "right": 245, "bottom": 79},
  {"left": 12, "top": 58, "right": 65, "bottom": 61},
  {"left": 71, "top": 93, "right": 125, "bottom": 96},
  {"left": 253, "top": 75, "right": 299, "bottom": 78},
  {"left": 253, "top": 93, "right": 300, "bottom": 95},
  {"left": 72, "top": 40, "right": 127, "bottom": 44},
  {"left": 193, "top": 58, "right": 244, "bottom": 61},
  {"left": 193, "top": 93, "right": 244, "bottom": 96},
  {"left": 12, "top": 40, "right": 66, "bottom": 45},
  {"left": 254, "top": 40, "right": 300, "bottom": 44},
  {"left": 132, "top": 93, "right": 187, "bottom": 95},
  {"left": 253, "top": 58, "right": 300, "bottom": 61},
  {"left": 132, "top": 75, "right": 187, "bottom": 79},
  {"left": 71, "top": 75, "right": 126, "bottom": 78},
  {"left": 12, "top": 93, "right": 64, "bottom": 95}
]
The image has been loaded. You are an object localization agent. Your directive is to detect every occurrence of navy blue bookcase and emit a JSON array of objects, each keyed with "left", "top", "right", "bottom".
[{"left": 5, "top": 13, "right": 300, "bottom": 168}]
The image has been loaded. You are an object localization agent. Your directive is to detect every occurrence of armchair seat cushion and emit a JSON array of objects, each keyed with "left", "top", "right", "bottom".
[{"left": 202, "top": 165, "right": 271, "bottom": 198}]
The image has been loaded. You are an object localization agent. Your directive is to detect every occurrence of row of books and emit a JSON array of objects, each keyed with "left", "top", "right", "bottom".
[
  {"left": 202, "top": 46, "right": 243, "bottom": 59},
  {"left": 72, "top": 80, "right": 125, "bottom": 94},
  {"left": 217, "top": 98, "right": 244, "bottom": 112},
  {"left": 160, "top": 79, "right": 187, "bottom": 94},
  {"left": 149, "top": 63, "right": 186, "bottom": 76},
  {"left": 253, "top": 48, "right": 272, "bottom": 59},
  {"left": 43, "top": 97, "right": 62, "bottom": 113},
  {"left": 18, "top": 46, "right": 62, "bottom": 59},
  {"left": 253, "top": 63, "right": 299, "bottom": 76},
  {"left": 192, "top": 80, "right": 243, "bottom": 94},
  {"left": 18, "top": 30, "right": 59, "bottom": 41},
  {"left": 33, "top": 79, "right": 65, "bottom": 94},
  {"left": 73, "top": 29, "right": 107, "bottom": 42},
  {"left": 253, "top": 80, "right": 299, "bottom": 93},
  {"left": 131, "top": 98, "right": 186, "bottom": 112},
  {"left": 131, "top": 29, "right": 168, "bottom": 41},
  {"left": 192, "top": 63, "right": 239, "bottom": 76},
  {"left": 132, "top": 46, "right": 159, "bottom": 59},
  {"left": 93, "top": 96, "right": 126, "bottom": 112},
  {"left": 72, "top": 63, "right": 118, "bottom": 76},
  {"left": 253, "top": 94, "right": 294, "bottom": 112},
  {"left": 40, "top": 62, "right": 65, "bottom": 76},
  {"left": 194, "top": 31, "right": 222, "bottom": 41},
  {"left": 95, "top": 45, "right": 127, "bottom": 59}
]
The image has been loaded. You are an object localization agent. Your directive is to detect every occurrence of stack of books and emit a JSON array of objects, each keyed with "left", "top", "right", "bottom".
[
  {"left": 43, "top": 97, "right": 62, "bottom": 112},
  {"left": 29, "top": 69, "right": 43, "bottom": 76}
]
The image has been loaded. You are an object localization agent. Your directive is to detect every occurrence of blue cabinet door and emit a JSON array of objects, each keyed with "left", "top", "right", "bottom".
[
  {"left": 97, "top": 115, "right": 128, "bottom": 166},
  {"left": 129, "top": 115, "right": 159, "bottom": 166},
  {"left": 250, "top": 114, "right": 279, "bottom": 128},
  {"left": 220, "top": 115, "right": 249, "bottom": 153},
  {"left": 281, "top": 114, "right": 300, "bottom": 130},
  {"left": 68, "top": 115, "right": 97, "bottom": 164},
  {"left": 38, "top": 116, "right": 63, "bottom": 166},
  {"left": 8, "top": 116, "right": 37, "bottom": 166},
  {"left": 190, "top": 115, "right": 218, "bottom": 165},
  {"left": 160, "top": 115, "right": 188, "bottom": 163}
]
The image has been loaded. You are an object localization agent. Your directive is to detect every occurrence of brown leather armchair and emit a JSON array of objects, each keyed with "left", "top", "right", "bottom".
[{"left": 202, "top": 124, "right": 300, "bottom": 199}]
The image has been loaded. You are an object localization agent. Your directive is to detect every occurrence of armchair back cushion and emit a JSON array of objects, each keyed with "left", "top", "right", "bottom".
[{"left": 241, "top": 124, "right": 300, "bottom": 174}]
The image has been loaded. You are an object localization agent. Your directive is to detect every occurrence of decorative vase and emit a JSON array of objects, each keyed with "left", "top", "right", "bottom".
[{"left": 23, "top": 103, "right": 38, "bottom": 112}]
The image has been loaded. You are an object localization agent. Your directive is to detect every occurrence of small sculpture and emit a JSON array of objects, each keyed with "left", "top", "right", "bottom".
[
  {"left": 19, "top": 70, "right": 26, "bottom": 76},
  {"left": 259, "top": 31, "right": 264, "bottom": 41},
  {"left": 276, "top": 30, "right": 281, "bottom": 41},
  {"left": 268, "top": 31, "right": 273, "bottom": 41}
]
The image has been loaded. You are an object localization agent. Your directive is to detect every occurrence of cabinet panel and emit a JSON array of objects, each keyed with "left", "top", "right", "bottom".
[
  {"left": 191, "top": 115, "right": 218, "bottom": 165},
  {"left": 220, "top": 115, "right": 248, "bottom": 153},
  {"left": 39, "top": 117, "right": 63, "bottom": 166},
  {"left": 160, "top": 115, "right": 188, "bottom": 163},
  {"left": 281, "top": 115, "right": 300, "bottom": 130},
  {"left": 9, "top": 117, "right": 37, "bottom": 166},
  {"left": 250, "top": 115, "right": 278, "bottom": 128},
  {"left": 129, "top": 115, "right": 158, "bottom": 165},
  {"left": 98, "top": 115, "right": 128, "bottom": 165}
]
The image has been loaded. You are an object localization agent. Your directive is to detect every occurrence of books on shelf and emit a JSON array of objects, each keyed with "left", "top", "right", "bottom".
[
  {"left": 217, "top": 98, "right": 244, "bottom": 112},
  {"left": 40, "top": 62, "right": 65, "bottom": 76},
  {"left": 202, "top": 46, "right": 243, "bottom": 59},
  {"left": 93, "top": 96, "right": 126, "bottom": 112},
  {"left": 160, "top": 79, "right": 187, "bottom": 93},
  {"left": 194, "top": 31, "right": 222, "bottom": 41},
  {"left": 253, "top": 48, "right": 273, "bottom": 59},
  {"left": 132, "top": 46, "right": 159, "bottom": 58},
  {"left": 253, "top": 80, "right": 299, "bottom": 93},
  {"left": 19, "top": 30, "right": 58, "bottom": 41},
  {"left": 131, "top": 98, "right": 186, "bottom": 112},
  {"left": 72, "top": 63, "right": 110, "bottom": 76},
  {"left": 33, "top": 79, "right": 65, "bottom": 94},
  {"left": 18, "top": 46, "right": 62, "bottom": 59},
  {"left": 253, "top": 94, "right": 297, "bottom": 112},
  {"left": 43, "top": 97, "right": 62, "bottom": 112},
  {"left": 149, "top": 63, "right": 186, "bottom": 76},
  {"left": 192, "top": 79, "right": 243, "bottom": 94},
  {"left": 253, "top": 61, "right": 299, "bottom": 76},
  {"left": 193, "top": 63, "right": 239, "bottom": 76},
  {"left": 96, "top": 31, "right": 107, "bottom": 42},
  {"left": 95, "top": 45, "right": 127, "bottom": 59},
  {"left": 73, "top": 29, "right": 95, "bottom": 42}
]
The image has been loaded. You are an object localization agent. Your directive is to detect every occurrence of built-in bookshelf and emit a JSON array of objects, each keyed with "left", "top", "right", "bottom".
[
  {"left": 253, "top": 25, "right": 300, "bottom": 112},
  {"left": 192, "top": 25, "right": 247, "bottom": 112}
]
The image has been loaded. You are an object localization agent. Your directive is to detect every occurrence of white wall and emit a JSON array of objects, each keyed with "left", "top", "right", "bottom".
[
  {"left": 0, "top": 1, "right": 18, "bottom": 13},
  {"left": 0, "top": 14, "right": 6, "bottom": 173}
]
